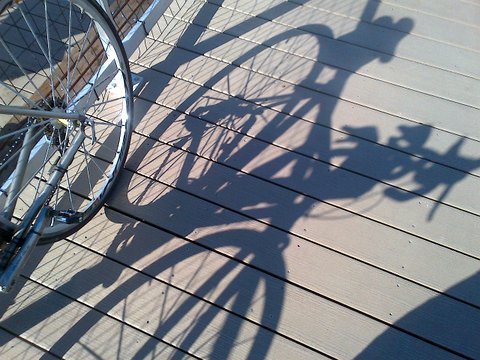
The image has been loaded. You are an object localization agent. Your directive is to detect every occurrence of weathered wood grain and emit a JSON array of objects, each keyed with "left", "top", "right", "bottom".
[
  {"left": 0, "top": 327, "right": 59, "bottom": 360},
  {"left": 209, "top": 0, "right": 480, "bottom": 79},
  {"left": 161, "top": 7, "right": 480, "bottom": 109},
  {"left": 381, "top": 0, "right": 480, "bottom": 25},
  {"left": 22, "top": 237, "right": 325, "bottom": 359},
  {"left": 104, "top": 164, "right": 479, "bottom": 357},
  {"left": 131, "top": 59, "right": 480, "bottom": 179},
  {"left": 284, "top": 0, "right": 480, "bottom": 50},
  {"left": 0, "top": 277, "right": 187, "bottom": 359},
  {"left": 129, "top": 62, "right": 480, "bottom": 258},
  {"left": 1, "top": 0, "right": 479, "bottom": 358},
  {"left": 140, "top": 22, "right": 479, "bottom": 140},
  {"left": 131, "top": 75, "right": 480, "bottom": 216}
]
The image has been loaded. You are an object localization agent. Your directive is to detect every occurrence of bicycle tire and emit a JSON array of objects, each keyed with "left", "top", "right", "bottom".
[{"left": 0, "top": 0, "right": 133, "bottom": 243}]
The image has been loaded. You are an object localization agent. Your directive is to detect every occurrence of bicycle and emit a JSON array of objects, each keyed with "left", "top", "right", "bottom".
[{"left": 0, "top": 0, "right": 133, "bottom": 292}]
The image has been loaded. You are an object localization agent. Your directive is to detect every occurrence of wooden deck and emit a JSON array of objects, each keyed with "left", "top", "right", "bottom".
[{"left": 1, "top": 0, "right": 480, "bottom": 358}]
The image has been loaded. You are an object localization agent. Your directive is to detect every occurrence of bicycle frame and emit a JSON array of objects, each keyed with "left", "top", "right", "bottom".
[
  {"left": 0, "top": 131, "right": 86, "bottom": 292},
  {"left": 0, "top": 53, "right": 120, "bottom": 293}
]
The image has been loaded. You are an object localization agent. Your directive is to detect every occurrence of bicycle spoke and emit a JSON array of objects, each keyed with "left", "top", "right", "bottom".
[
  {"left": 50, "top": 125, "right": 76, "bottom": 211},
  {"left": 0, "top": 123, "right": 51, "bottom": 178},
  {"left": 63, "top": 124, "right": 76, "bottom": 209},
  {"left": 44, "top": 0, "right": 56, "bottom": 106},
  {"left": 63, "top": 170, "right": 75, "bottom": 210},
  {"left": 0, "top": 35, "right": 51, "bottom": 107},
  {"left": 68, "top": 19, "right": 94, "bottom": 95},
  {"left": 81, "top": 142, "right": 95, "bottom": 200},
  {"left": 86, "top": 134, "right": 120, "bottom": 156},
  {"left": 86, "top": 119, "right": 121, "bottom": 127},
  {"left": 82, "top": 150, "right": 111, "bottom": 180},
  {"left": 32, "top": 127, "right": 55, "bottom": 201},
  {"left": 72, "top": 66, "right": 117, "bottom": 111},
  {"left": 53, "top": 177, "right": 60, "bottom": 211},
  {"left": 1, "top": 131, "right": 71, "bottom": 207},
  {"left": 0, "top": 117, "right": 53, "bottom": 143},
  {"left": 66, "top": 1, "right": 73, "bottom": 105},
  {"left": 18, "top": 4, "right": 73, "bottom": 111},
  {"left": 0, "top": 80, "right": 38, "bottom": 107}
]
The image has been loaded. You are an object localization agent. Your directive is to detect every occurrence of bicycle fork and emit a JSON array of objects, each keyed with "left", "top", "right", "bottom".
[{"left": 0, "top": 129, "right": 86, "bottom": 293}]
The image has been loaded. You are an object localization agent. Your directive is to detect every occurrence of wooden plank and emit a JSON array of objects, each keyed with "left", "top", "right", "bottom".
[
  {"left": 382, "top": 0, "right": 480, "bottom": 26},
  {"left": 123, "top": 127, "right": 480, "bottom": 293},
  {"left": 129, "top": 64, "right": 480, "bottom": 259},
  {"left": 43, "top": 139, "right": 480, "bottom": 317},
  {"left": 66, "top": 207, "right": 464, "bottom": 359},
  {"left": 0, "top": 278, "right": 187, "bottom": 359},
  {"left": 206, "top": 0, "right": 480, "bottom": 79},
  {"left": 102, "top": 166, "right": 479, "bottom": 358},
  {"left": 131, "top": 95, "right": 480, "bottom": 218},
  {"left": 131, "top": 97, "right": 480, "bottom": 306},
  {"left": 110, "top": 0, "right": 152, "bottom": 38},
  {"left": 0, "top": 327, "right": 59, "bottom": 360},
  {"left": 282, "top": 0, "right": 480, "bottom": 51},
  {"left": 130, "top": 61, "right": 480, "bottom": 179},
  {"left": 1, "top": 1, "right": 478, "bottom": 358},
  {"left": 31, "top": 147, "right": 475, "bottom": 356},
  {"left": 128, "top": 60, "right": 480, "bottom": 183},
  {"left": 20, "top": 239, "right": 324, "bottom": 359},
  {"left": 132, "top": 33, "right": 480, "bottom": 140},
  {"left": 154, "top": 9, "right": 480, "bottom": 139},
  {"left": 162, "top": 6, "right": 480, "bottom": 109},
  {"left": 128, "top": 28, "right": 480, "bottom": 212}
]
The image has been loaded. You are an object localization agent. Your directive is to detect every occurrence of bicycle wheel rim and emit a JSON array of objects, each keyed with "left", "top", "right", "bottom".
[{"left": 0, "top": 0, "right": 132, "bottom": 243}]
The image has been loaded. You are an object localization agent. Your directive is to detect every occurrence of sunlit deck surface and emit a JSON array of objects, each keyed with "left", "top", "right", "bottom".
[{"left": 1, "top": 0, "right": 479, "bottom": 358}]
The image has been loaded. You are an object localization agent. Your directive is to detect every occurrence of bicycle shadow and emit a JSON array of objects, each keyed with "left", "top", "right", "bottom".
[
  {"left": 1, "top": 0, "right": 478, "bottom": 358},
  {"left": 356, "top": 270, "right": 480, "bottom": 359}
]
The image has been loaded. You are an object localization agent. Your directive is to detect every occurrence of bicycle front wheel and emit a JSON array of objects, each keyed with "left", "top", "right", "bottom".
[{"left": 0, "top": 0, "right": 133, "bottom": 243}]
